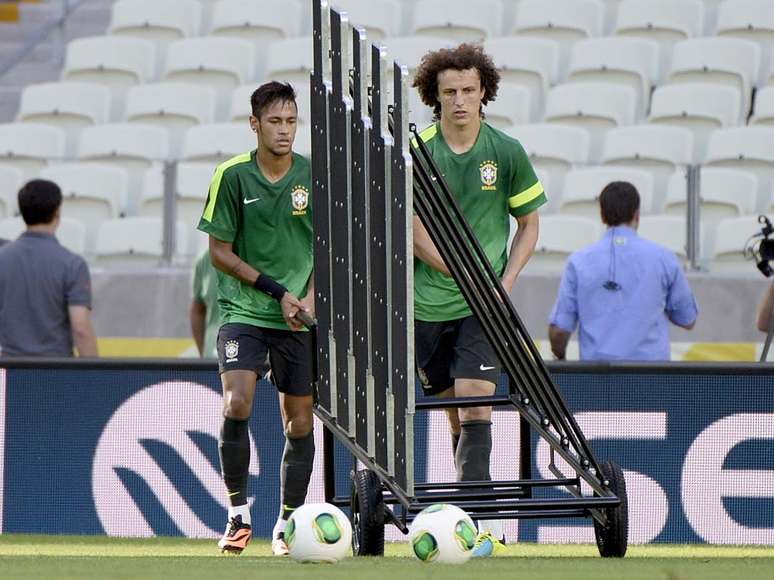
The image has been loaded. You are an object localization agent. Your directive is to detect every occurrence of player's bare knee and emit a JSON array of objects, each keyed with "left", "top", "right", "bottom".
[
  {"left": 459, "top": 406, "right": 491, "bottom": 423},
  {"left": 286, "top": 416, "right": 313, "bottom": 439},
  {"left": 223, "top": 395, "right": 251, "bottom": 420}
]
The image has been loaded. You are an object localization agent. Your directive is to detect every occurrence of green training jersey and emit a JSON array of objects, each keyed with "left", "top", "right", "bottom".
[
  {"left": 414, "top": 121, "right": 546, "bottom": 322},
  {"left": 197, "top": 150, "right": 313, "bottom": 331},
  {"left": 192, "top": 249, "right": 221, "bottom": 357}
]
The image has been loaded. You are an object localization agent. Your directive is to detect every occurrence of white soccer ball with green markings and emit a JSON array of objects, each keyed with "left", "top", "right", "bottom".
[
  {"left": 408, "top": 503, "right": 477, "bottom": 564},
  {"left": 285, "top": 503, "right": 352, "bottom": 563}
]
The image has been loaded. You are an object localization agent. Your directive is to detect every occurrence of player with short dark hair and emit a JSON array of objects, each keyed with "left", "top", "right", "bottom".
[
  {"left": 599, "top": 181, "right": 640, "bottom": 227},
  {"left": 197, "top": 80, "right": 315, "bottom": 557},
  {"left": 412, "top": 43, "right": 546, "bottom": 555}
]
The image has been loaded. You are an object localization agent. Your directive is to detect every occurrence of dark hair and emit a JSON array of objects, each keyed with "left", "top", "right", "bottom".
[
  {"left": 250, "top": 81, "right": 297, "bottom": 118},
  {"left": 18, "top": 179, "right": 62, "bottom": 226},
  {"left": 599, "top": 181, "right": 640, "bottom": 226},
  {"left": 413, "top": 43, "right": 500, "bottom": 121}
]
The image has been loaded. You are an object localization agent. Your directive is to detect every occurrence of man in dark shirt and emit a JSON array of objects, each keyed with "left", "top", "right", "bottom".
[{"left": 0, "top": 179, "right": 98, "bottom": 357}]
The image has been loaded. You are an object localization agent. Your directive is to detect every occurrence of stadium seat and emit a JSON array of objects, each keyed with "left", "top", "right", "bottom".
[
  {"left": 505, "top": 123, "right": 591, "bottom": 198},
  {"left": 55, "top": 217, "right": 88, "bottom": 255},
  {"left": 77, "top": 123, "right": 170, "bottom": 214},
  {"left": 380, "top": 36, "right": 456, "bottom": 81},
  {"left": 294, "top": 125, "right": 312, "bottom": 159},
  {"left": 709, "top": 214, "right": 763, "bottom": 272},
  {"left": 181, "top": 122, "right": 255, "bottom": 164},
  {"left": 715, "top": 0, "right": 774, "bottom": 85},
  {"left": 704, "top": 126, "right": 774, "bottom": 212},
  {"left": 750, "top": 86, "right": 774, "bottom": 126},
  {"left": 16, "top": 82, "right": 111, "bottom": 157},
  {"left": 647, "top": 84, "right": 742, "bottom": 161},
  {"left": 124, "top": 83, "right": 217, "bottom": 157},
  {"left": 264, "top": 37, "right": 314, "bottom": 87},
  {"left": 567, "top": 37, "right": 659, "bottom": 116},
  {"left": 61, "top": 36, "right": 157, "bottom": 106},
  {"left": 614, "top": 0, "right": 704, "bottom": 78},
  {"left": 409, "top": 88, "right": 435, "bottom": 127},
  {"left": 483, "top": 83, "right": 532, "bottom": 129},
  {"left": 163, "top": 37, "right": 256, "bottom": 119},
  {"left": 560, "top": 166, "right": 655, "bottom": 216},
  {"left": 410, "top": 0, "right": 502, "bottom": 42},
  {"left": 600, "top": 124, "right": 694, "bottom": 210},
  {"left": 483, "top": 37, "right": 560, "bottom": 120},
  {"left": 139, "top": 161, "right": 212, "bottom": 229},
  {"left": 329, "top": 0, "right": 401, "bottom": 42},
  {"left": 663, "top": 167, "right": 758, "bottom": 224},
  {"left": 0, "top": 217, "right": 25, "bottom": 243},
  {"left": 527, "top": 215, "right": 602, "bottom": 272},
  {"left": 666, "top": 37, "right": 760, "bottom": 114},
  {"left": 0, "top": 122, "right": 66, "bottom": 179},
  {"left": 229, "top": 83, "right": 311, "bottom": 126},
  {"left": 94, "top": 216, "right": 188, "bottom": 267},
  {"left": 637, "top": 215, "right": 688, "bottom": 259},
  {"left": 39, "top": 162, "right": 128, "bottom": 249},
  {"left": 0, "top": 166, "right": 22, "bottom": 219},
  {"left": 543, "top": 83, "right": 637, "bottom": 161},
  {"left": 511, "top": 0, "right": 605, "bottom": 75}
]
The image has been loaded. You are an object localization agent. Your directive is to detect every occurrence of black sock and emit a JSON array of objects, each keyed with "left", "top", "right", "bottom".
[
  {"left": 219, "top": 417, "right": 250, "bottom": 507},
  {"left": 455, "top": 420, "right": 492, "bottom": 482},
  {"left": 280, "top": 431, "right": 315, "bottom": 519}
]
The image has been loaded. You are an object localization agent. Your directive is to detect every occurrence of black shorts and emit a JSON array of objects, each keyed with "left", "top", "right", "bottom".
[
  {"left": 415, "top": 315, "right": 500, "bottom": 396},
  {"left": 217, "top": 323, "right": 314, "bottom": 396}
]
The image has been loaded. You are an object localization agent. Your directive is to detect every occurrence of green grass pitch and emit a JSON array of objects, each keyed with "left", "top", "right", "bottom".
[{"left": 1, "top": 534, "right": 774, "bottom": 580}]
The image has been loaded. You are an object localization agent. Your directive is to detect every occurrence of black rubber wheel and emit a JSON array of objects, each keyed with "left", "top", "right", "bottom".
[
  {"left": 350, "top": 469, "right": 385, "bottom": 556},
  {"left": 594, "top": 460, "right": 629, "bottom": 558}
]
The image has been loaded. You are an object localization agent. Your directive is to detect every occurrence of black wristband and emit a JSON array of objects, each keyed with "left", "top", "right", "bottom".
[{"left": 253, "top": 274, "right": 288, "bottom": 301}]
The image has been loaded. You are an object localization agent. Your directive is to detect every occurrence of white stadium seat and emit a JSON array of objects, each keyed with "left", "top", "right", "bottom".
[
  {"left": 637, "top": 215, "right": 688, "bottom": 259},
  {"left": 543, "top": 83, "right": 637, "bottom": 161},
  {"left": 94, "top": 216, "right": 188, "bottom": 267},
  {"left": 0, "top": 217, "right": 25, "bottom": 243},
  {"left": 483, "top": 83, "right": 532, "bottom": 129},
  {"left": 124, "top": 83, "right": 217, "bottom": 158},
  {"left": 704, "top": 126, "right": 774, "bottom": 211},
  {"left": 567, "top": 37, "right": 659, "bottom": 115},
  {"left": 229, "top": 83, "right": 311, "bottom": 126},
  {"left": 181, "top": 122, "right": 255, "bottom": 164},
  {"left": 17, "top": 82, "right": 111, "bottom": 157},
  {"left": 512, "top": 0, "right": 605, "bottom": 75},
  {"left": 139, "top": 161, "right": 212, "bottom": 229},
  {"left": 77, "top": 123, "right": 170, "bottom": 214},
  {"left": 527, "top": 215, "right": 602, "bottom": 272},
  {"left": 55, "top": 217, "right": 88, "bottom": 255},
  {"left": 0, "top": 166, "right": 23, "bottom": 219},
  {"left": 647, "top": 84, "right": 742, "bottom": 162},
  {"left": 664, "top": 167, "right": 758, "bottom": 224},
  {"left": 709, "top": 215, "right": 763, "bottom": 272},
  {"left": 264, "top": 37, "right": 314, "bottom": 87},
  {"left": 666, "top": 37, "right": 760, "bottom": 114},
  {"left": 329, "top": 0, "right": 401, "bottom": 42},
  {"left": 750, "top": 86, "right": 774, "bottom": 126},
  {"left": 62, "top": 36, "right": 156, "bottom": 92},
  {"left": 483, "top": 37, "right": 560, "bottom": 120},
  {"left": 505, "top": 123, "right": 591, "bottom": 199},
  {"left": 560, "top": 166, "right": 655, "bottom": 216},
  {"left": 39, "top": 162, "right": 128, "bottom": 249},
  {"left": 0, "top": 122, "right": 66, "bottom": 179},
  {"left": 614, "top": 0, "right": 704, "bottom": 78},
  {"left": 109, "top": 0, "right": 202, "bottom": 41},
  {"left": 410, "top": 0, "right": 502, "bottom": 42},
  {"left": 715, "top": 0, "right": 774, "bottom": 85},
  {"left": 380, "top": 36, "right": 456, "bottom": 80},
  {"left": 601, "top": 124, "right": 693, "bottom": 210}
]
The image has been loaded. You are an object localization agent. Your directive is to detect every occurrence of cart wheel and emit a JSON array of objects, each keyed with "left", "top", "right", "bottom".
[
  {"left": 351, "top": 469, "right": 385, "bottom": 556},
  {"left": 594, "top": 460, "right": 628, "bottom": 558}
]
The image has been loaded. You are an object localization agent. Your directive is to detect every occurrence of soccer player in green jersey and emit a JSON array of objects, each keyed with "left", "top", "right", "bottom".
[
  {"left": 412, "top": 44, "right": 547, "bottom": 556},
  {"left": 197, "top": 81, "right": 315, "bottom": 557}
]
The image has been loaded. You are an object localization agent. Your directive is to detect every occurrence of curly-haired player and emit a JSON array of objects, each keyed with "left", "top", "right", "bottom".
[{"left": 412, "top": 43, "right": 547, "bottom": 556}]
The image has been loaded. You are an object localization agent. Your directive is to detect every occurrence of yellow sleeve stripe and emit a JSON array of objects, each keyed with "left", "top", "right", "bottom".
[
  {"left": 508, "top": 181, "right": 544, "bottom": 209},
  {"left": 410, "top": 123, "right": 438, "bottom": 148},
  {"left": 201, "top": 152, "right": 252, "bottom": 222}
]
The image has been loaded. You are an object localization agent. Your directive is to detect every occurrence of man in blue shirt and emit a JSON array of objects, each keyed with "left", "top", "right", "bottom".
[{"left": 548, "top": 181, "right": 698, "bottom": 361}]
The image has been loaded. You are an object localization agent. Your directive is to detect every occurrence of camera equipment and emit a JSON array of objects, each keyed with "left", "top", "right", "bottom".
[{"left": 744, "top": 215, "right": 774, "bottom": 277}]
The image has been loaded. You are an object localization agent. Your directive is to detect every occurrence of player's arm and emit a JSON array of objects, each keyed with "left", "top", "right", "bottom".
[
  {"left": 300, "top": 271, "right": 315, "bottom": 318},
  {"left": 501, "top": 210, "right": 539, "bottom": 293},
  {"left": 756, "top": 282, "right": 774, "bottom": 332},
  {"left": 209, "top": 236, "right": 308, "bottom": 331},
  {"left": 69, "top": 305, "right": 98, "bottom": 357},
  {"left": 412, "top": 215, "right": 451, "bottom": 276},
  {"left": 548, "top": 324, "right": 571, "bottom": 360}
]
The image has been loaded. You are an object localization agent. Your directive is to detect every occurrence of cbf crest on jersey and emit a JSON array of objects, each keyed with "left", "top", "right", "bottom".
[
  {"left": 291, "top": 185, "right": 310, "bottom": 216},
  {"left": 480, "top": 160, "right": 498, "bottom": 191}
]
